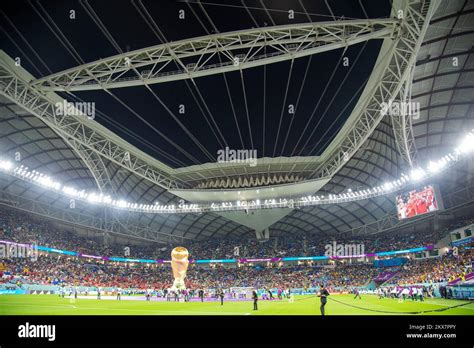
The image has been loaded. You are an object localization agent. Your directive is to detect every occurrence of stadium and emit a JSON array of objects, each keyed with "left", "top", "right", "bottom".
[{"left": 0, "top": 0, "right": 473, "bottom": 335}]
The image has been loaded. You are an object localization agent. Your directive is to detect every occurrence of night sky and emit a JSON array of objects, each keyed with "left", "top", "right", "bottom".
[{"left": 1, "top": 0, "right": 392, "bottom": 167}]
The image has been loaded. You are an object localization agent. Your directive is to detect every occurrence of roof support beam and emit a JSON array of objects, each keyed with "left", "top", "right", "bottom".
[
  {"left": 0, "top": 52, "right": 182, "bottom": 191},
  {"left": 313, "top": 0, "right": 438, "bottom": 178},
  {"left": 391, "top": 63, "right": 418, "bottom": 168},
  {"left": 32, "top": 20, "right": 399, "bottom": 91}
]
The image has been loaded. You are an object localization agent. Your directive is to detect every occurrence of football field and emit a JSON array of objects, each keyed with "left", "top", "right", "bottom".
[{"left": 0, "top": 294, "right": 473, "bottom": 315}]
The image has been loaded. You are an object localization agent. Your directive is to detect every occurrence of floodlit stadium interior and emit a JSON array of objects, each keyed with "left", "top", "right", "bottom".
[{"left": 0, "top": 0, "right": 473, "bottom": 322}]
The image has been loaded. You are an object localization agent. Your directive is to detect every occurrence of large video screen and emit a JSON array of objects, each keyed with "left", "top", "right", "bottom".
[{"left": 396, "top": 185, "right": 440, "bottom": 220}]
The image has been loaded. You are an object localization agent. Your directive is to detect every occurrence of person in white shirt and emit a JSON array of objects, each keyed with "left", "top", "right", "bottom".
[
  {"left": 401, "top": 287, "right": 410, "bottom": 301},
  {"left": 417, "top": 287, "right": 424, "bottom": 301}
]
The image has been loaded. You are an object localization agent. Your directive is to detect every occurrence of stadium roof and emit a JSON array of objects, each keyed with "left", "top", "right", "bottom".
[{"left": 0, "top": 0, "right": 473, "bottom": 243}]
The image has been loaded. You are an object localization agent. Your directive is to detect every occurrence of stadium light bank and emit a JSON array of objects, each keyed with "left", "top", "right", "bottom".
[{"left": 0, "top": 131, "right": 473, "bottom": 214}]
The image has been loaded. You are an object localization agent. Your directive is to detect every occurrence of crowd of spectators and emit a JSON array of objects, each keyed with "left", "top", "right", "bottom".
[
  {"left": 2, "top": 208, "right": 471, "bottom": 261},
  {"left": 0, "top": 207, "right": 472, "bottom": 291},
  {"left": 3, "top": 250, "right": 470, "bottom": 291},
  {"left": 0, "top": 255, "right": 377, "bottom": 290},
  {"left": 316, "top": 264, "right": 379, "bottom": 288},
  {"left": 388, "top": 251, "right": 472, "bottom": 285}
]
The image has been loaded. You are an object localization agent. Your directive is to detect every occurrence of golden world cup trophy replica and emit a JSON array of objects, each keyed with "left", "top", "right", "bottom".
[{"left": 170, "top": 247, "right": 189, "bottom": 291}]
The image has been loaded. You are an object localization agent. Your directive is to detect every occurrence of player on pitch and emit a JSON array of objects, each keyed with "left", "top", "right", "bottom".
[{"left": 317, "top": 284, "right": 330, "bottom": 316}]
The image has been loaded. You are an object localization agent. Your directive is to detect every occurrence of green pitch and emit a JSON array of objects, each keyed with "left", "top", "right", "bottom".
[{"left": 0, "top": 294, "right": 472, "bottom": 315}]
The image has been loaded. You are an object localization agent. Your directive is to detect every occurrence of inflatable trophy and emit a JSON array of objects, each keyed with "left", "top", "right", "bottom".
[{"left": 170, "top": 247, "right": 189, "bottom": 291}]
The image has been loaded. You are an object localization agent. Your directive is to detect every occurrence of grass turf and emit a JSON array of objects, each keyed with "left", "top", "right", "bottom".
[{"left": 0, "top": 294, "right": 473, "bottom": 315}]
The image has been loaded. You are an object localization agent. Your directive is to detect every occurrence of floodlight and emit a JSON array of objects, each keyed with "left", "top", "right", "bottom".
[{"left": 409, "top": 168, "right": 425, "bottom": 181}]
